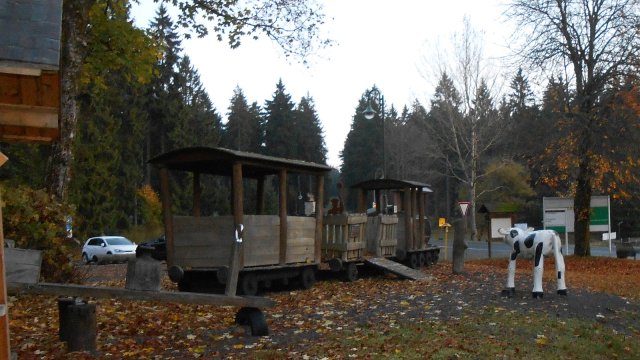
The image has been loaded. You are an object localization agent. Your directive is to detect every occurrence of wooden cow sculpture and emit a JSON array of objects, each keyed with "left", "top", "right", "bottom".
[{"left": 498, "top": 227, "right": 567, "bottom": 298}]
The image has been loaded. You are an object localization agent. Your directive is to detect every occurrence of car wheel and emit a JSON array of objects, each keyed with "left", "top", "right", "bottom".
[
  {"left": 92, "top": 255, "right": 99, "bottom": 264},
  {"left": 82, "top": 253, "right": 91, "bottom": 264}
]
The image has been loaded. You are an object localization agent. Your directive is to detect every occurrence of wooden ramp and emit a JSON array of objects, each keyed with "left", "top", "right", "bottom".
[{"left": 365, "top": 257, "right": 433, "bottom": 281}]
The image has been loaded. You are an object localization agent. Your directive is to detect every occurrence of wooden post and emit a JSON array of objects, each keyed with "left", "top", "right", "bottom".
[
  {"left": 193, "top": 172, "right": 201, "bottom": 217},
  {"left": 278, "top": 169, "right": 288, "bottom": 265},
  {"left": 0, "top": 152, "right": 12, "bottom": 360},
  {"left": 403, "top": 187, "right": 413, "bottom": 251},
  {"left": 314, "top": 174, "right": 325, "bottom": 263},
  {"left": 418, "top": 190, "right": 426, "bottom": 248},
  {"left": 226, "top": 162, "right": 244, "bottom": 296},
  {"left": 411, "top": 188, "right": 418, "bottom": 249},
  {"left": 0, "top": 192, "right": 11, "bottom": 360},
  {"left": 63, "top": 301, "right": 97, "bottom": 353},
  {"left": 159, "top": 167, "right": 174, "bottom": 268},
  {"left": 357, "top": 188, "right": 366, "bottom": 213}
]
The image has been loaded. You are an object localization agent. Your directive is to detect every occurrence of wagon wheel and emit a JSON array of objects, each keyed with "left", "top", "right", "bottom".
[
  {"left": 408, "top": 253, "right": 419, "bottom": 269},
  {"left": 418, "top": 253, "right": 426, "bottom": 268},
  {"left": 424, "top": 251, "right": 434, "bottom": 266},
  {"left": 235, "top": 307, "right": 269, "bottom": 336},
  {"left": 299, "top": 267, "right": 316, "bottom": 290},
  {"left": 344, "top": 262, "right": 358, "bottom": 282},
  {"left": 431, "top": 251, "right": 439, "bottom": 265},
  {"left": 240, "top": 273, "right": 259, "bottom": 296}
]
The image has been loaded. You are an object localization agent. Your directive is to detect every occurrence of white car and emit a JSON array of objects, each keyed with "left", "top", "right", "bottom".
[{"left": 82, "top": 236, "right": 137, "bottom": 264}]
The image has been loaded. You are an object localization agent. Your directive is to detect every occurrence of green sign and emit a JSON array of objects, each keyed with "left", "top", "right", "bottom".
[{"left": 590, "top": 206, "right": 609, "bottom": 226}]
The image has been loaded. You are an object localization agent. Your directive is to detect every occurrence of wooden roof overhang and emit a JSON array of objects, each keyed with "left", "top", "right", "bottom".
[
  {"left": 149, "top": 146, "right": 332, "bottom": 177},
  {"left": 351, "top": 178, "right": 433, "bottom": 192}
]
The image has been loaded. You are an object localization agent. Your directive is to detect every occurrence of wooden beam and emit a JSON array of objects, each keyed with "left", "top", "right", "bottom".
[
  {"left": 314, "top": 174, "right": 325, "bottom": 263},
  {"left": 0, "top": 190, "right": 11, "bottom": 360},
  {"left": 404, "top": 187, "right": 413, "bottom": 250},
  {"left": 226, "top": 162, "right": 244, "bottom": 296},
  {"left": 7, "top": 282, "right": 275, "bottom": 308},
  {"left": 0, "top": 103, "right": 58, "bottom": 128},
  {"left": 278, "top": 169, "right": 288, "bottom": 265},
  {"left": 158, "top": 167, "right": 174, "bottom": 269},
  {"left": 0, "top": 124, "right": 59, "bottom": 143},
  {"left": 418, "top": 191, "right": 426, "bottom": 247}
]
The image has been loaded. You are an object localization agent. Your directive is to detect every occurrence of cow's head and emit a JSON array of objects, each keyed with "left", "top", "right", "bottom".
[{"left": 497, "top": 227, "right": 524, "bottom": 244}]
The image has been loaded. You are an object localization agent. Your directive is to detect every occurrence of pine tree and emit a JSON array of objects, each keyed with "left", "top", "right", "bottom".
[
  {"left": 340, "top": 87, "right": 385, "bottom": 210},
  {"left": 223, "top": 86, "right": 263, "bottom": 152},
  {"left": 264, "top": 79, "right": 297, "bottom": 158},
  {"left": 295, "top": 95, "right": 327, "bottom": 164}
]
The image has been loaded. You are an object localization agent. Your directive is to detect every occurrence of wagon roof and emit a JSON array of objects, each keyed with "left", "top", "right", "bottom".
[
  {"left": 351, "top": 178, "right": 433, "bottom": 192},
  {"left": 149, "top": 146, "right": 332, "bottom": 177}
]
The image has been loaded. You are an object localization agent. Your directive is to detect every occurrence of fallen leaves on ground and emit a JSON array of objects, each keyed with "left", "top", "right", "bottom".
[{"left": 7, "top": 256, "right": 640, "bottom": 359}]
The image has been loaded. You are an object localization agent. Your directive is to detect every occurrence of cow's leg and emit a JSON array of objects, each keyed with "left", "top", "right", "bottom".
[
  {"left": 553, "top": 235, "right": 567, "bottom": 295},
  {"left": 532, "top": 242, "right": 544, "bottom": 298},
  {"left": 501, "top": 243, "right": 519, "bottom": 297}
]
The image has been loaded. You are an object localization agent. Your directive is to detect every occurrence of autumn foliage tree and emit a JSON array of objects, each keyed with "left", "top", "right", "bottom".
[
  {"left": 1, "top": 185, "right": 77, "bottom": 282},
  {"left": 508, "top": 0, "right": 640, "bottom": 255}
]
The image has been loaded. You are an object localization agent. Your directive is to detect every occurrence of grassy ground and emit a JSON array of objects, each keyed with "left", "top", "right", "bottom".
[{"left": 8, "top": 257, "right": 640, "bottom": 359}]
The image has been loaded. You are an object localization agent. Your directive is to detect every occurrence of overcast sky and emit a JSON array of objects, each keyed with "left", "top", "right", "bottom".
[{"left": 132, "top": 0, "right": 513, "bottom": 168}]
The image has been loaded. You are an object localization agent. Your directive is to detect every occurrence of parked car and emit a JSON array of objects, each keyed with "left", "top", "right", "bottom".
[
  {"left": 136, "top": 235, "right": 166, "bottom": 261},
  {"left": 82, "top": 236, "right": 137, "bottom": 264}
]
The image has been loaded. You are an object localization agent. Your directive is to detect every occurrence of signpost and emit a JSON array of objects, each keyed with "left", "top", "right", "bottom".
[
  {"left": 438, "top": 218, "right": 451, "bottom": 260},
  {"left": 542, "top": 196, "right": 612, "bottom": 256}
]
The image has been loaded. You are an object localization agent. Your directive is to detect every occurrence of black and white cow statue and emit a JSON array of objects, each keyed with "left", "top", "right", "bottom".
[{"left": 498, "top": 227, "right": 567, "bottom": 298}]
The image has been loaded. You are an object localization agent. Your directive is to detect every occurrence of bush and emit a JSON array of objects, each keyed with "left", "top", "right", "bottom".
[{"left": 1, "top": 184, "right": 78, "bottom": 283}]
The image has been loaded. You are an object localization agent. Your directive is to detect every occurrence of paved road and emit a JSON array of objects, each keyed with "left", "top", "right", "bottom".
[{"left": 430, "top": 237, "right": 638, "bottom": 261}]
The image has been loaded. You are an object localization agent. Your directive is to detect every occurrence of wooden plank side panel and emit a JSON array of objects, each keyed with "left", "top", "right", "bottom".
[
  {"left": 286, "top": 217, "right": 316, "bottom": 264},
  {"left": 0, "top": 72, "right": 60, "bottom": 142},
  {"left": 172, "top": 216, "right": 234, "bottom": 268},
  {"left": 5, "top": 248, "right": 42, "bottom": 284},
  {"left": 0, "top": 104, "right": 58, "bottom": 128},
  {"left": 0, "top": 124, "right": 58, "bottom": 142},
  {"left": 0, "top": 72, "right": 60, "bottom": 107},
  {"left": 242, "top": 215, "right": 279, "bottom": 267}
]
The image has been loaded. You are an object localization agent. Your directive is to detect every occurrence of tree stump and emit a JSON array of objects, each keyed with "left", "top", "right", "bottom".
[
  {"left": 126, "top": 250, "right": 161, "bottom": 291},
  {"left": 58, "top": 299, "right": 96, "bottom": 353}
]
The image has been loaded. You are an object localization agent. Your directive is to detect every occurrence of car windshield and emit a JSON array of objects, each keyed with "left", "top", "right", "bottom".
[{"left": 105, "top": 237, "right": 133, "bottom": 246}]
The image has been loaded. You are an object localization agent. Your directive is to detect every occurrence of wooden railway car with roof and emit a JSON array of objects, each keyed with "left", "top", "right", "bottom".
[
  {"left": 150, "top": 146, "right": 332, "bottom": 296},
  {"left": 351, "top": 179, "right": 440, "bottom": 269}
]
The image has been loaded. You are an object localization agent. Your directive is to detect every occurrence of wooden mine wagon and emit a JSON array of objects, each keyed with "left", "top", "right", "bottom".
[
  {"left": 352, "top": 179, "right": 439, "bottom": 268},
  {"left": 322, "top": 213, "right": 368, "bottom": 281},
  {"left": 150, "top": 147, "right": 331, "bottom": 296}
]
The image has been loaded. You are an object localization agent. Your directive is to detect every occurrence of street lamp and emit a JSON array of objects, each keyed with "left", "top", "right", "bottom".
[{"left": 363, "top": 88, "right": 385, "bottom": 179}]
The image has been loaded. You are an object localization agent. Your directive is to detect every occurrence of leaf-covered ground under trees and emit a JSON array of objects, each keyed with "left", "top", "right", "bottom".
[{"left": 8, "top": 256, "right": 640, "bottom": 359}]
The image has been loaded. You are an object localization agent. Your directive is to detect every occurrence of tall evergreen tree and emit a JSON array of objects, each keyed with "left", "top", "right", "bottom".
[
  {"left": 295, "top": 95, "right": 327, "bottom": 164},
  {"left": 340, "top": 87, "right": 385, "bottom": 210},
  {"left": 264, "top": 79, "right": 297, "bottom": 158},
  {"left": 223, "top": 86, "right": 263, "bottom": 152},
  {"left": 145, "top": 4, "right": 184, "bottom": 181}
]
